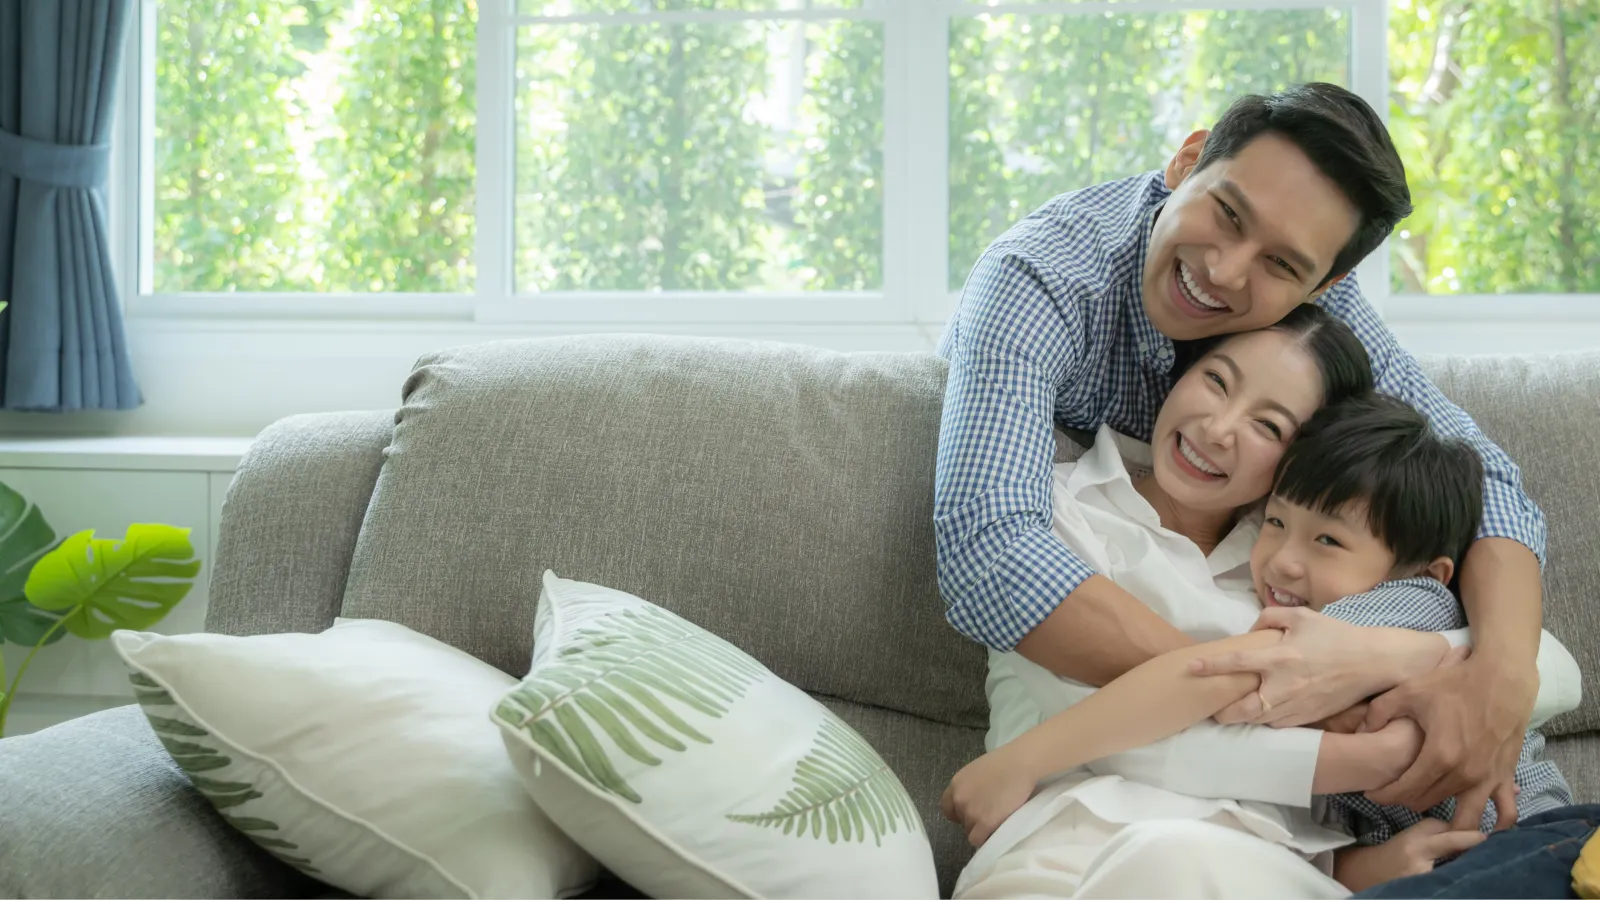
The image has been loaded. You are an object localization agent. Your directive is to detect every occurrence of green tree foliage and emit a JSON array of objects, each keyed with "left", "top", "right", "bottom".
[
  {"left": 515, "top": 13, "right": 772, "bottom": 291},
  {"left": 790, "top": 21, "right": 883, "bottom": 291},
  {"left": 154, "top": 1, "right": 307, "bottom": 291},
  {"left": 320, "top": 0, "right": 477, "bottom": 292},
  {"left": 1389, "top": 0, "right": 1598, "bottom": 293}
]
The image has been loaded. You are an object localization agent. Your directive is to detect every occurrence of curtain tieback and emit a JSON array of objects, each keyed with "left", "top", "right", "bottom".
[{"left": 0, "top": 128, "right": 111, "bottom": 189}]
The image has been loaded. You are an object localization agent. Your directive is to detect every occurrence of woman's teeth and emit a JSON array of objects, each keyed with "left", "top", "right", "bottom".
[
  {"left": 1177, "top": 434, "right": 1224, "bottom": 476},
  {"left": 1269, "top": 587, "right": 1307, "bottom": 607},
  {"left": 1179, "top": 262, "right": 1227, "bottom": 310}
]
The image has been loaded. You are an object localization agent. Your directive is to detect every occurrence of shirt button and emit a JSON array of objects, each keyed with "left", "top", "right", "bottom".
[{"left": 1138, "top": 341, "right": 1148, "bottom": 353}]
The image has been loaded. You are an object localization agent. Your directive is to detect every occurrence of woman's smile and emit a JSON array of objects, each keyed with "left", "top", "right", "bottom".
[{"left": 1171, "top": 432, "right": 1227, "bottom": 480}]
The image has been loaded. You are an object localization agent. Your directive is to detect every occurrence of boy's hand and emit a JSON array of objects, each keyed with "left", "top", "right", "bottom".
[
  {"left": 940, "top": 750, "right": 1038, "bottom": 848},
  {"left": 1333, "top": 819, "right": 1486, "bottom": 893}
]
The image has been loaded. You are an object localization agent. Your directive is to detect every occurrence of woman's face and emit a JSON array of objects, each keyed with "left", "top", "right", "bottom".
[{"left": 1150, "top": 329, "right": 1326, "bottom": 514}]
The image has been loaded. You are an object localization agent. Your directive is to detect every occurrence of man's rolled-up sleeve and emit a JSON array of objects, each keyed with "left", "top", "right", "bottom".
[{"left": 935, "top": 245, "right": 1097, "bottom": 651}]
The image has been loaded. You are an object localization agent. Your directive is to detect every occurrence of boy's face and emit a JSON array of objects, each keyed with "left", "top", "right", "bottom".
[
  {"left": 1251, "top": 495, "right": 1400, "bottom": 611},
  {"left": 1142, "top": 132, "right": 1361, "bottom": 341}
]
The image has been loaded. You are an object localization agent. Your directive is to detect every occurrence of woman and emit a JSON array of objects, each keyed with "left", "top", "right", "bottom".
[{"left": 956, "top": 304, "right": 1581, "bottom": 898}]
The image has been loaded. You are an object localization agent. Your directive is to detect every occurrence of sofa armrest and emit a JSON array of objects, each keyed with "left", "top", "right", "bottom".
[
  {"left": 0, "top": 705, "right": 329, "bottom": 899},
  {"left": 208, "top": 410, "right": 396, "bottom": 637}
]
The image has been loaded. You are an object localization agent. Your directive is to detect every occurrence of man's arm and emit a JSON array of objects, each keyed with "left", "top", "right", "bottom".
[
  {"left": 1321, "top": 277, "right": 1546, "bottom": 826},
  {"left": 1014, "top": 575, "right": 1194, "bottom": 685},
  {"left": 934, "top": 245, "right": 1184, "bottom": 680}
]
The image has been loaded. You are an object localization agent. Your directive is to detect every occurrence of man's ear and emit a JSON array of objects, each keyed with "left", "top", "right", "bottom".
[
  {"left": 1418, "top": 556, "right": 1456, "bottom": 585},
  {"left": 1165, "top": 130, "right": 1210, "bottom": 189}
]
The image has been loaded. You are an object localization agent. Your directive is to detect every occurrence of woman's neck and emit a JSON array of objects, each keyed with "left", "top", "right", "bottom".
[{"left": 1132, "top": 473, "right": 1235, "bottom": 555}]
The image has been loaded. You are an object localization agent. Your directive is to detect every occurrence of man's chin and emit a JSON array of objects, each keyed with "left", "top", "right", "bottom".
[{"left": 1141, "top": 293, "right": 1220, "bottom": 342}]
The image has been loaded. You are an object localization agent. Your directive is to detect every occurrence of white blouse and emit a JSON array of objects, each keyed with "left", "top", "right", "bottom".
[{"left": 974, "top": 424, "right": 1585, "bottom": 876}]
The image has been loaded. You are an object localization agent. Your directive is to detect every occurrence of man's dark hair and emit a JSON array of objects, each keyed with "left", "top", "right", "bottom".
[
  {"left": 1272, "top": 392, "right": 1483, "bottom": 570},
  {"left": 1174, "top": 302, "right": 1374, "bottom": 408},
  {"left": 1196, "top": 83, "right": 1413, "bottom": 287}
]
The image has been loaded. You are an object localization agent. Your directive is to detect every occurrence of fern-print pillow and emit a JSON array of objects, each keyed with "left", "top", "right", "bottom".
[
  {"left": 111, "top": 619, "right": 597, "bottom": 899},
  {"left": 493, "top": 572, "right": 939, "bottom": 899}
]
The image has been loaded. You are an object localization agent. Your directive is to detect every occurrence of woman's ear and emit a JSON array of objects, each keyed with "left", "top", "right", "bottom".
[
  {"left": 1418, "top": 556, "right": 1456, "bottom": 585},
  {"left": 1165, "top": 130, "right": 1210, "bottom": 189}
]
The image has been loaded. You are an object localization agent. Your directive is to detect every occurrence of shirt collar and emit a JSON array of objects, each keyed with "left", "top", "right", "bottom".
[
  {"left": 1129, "top": 183, "right": 1177, "bottom": 375},
  {"left": 1066, "top": 424, "right": 1264, "bottom": 577},
  {"left": 1062, "top": 425, "right": 1161, "bottom": 530},
  {"left": 1208, "top": 506, "right": 1261, "bottom": 578}
]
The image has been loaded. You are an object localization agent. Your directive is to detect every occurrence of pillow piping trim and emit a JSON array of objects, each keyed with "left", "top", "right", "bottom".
[{"left": 117, "top": 636, "right": 483, "bottom": 900}]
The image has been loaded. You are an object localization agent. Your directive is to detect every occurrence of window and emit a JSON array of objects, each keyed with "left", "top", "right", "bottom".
[{"left": 132, "top": 0, "right": 1597, "bottom": 318}]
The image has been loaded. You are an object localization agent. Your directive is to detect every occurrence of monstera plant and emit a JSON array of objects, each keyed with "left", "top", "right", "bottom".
[{"left": 0, "top": 476, "right": 201, "bottom": 737}]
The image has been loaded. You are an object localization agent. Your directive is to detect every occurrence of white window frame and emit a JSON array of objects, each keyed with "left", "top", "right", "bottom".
[{"left": 114, "top": 0, "right": 1595, "bottom": 330}]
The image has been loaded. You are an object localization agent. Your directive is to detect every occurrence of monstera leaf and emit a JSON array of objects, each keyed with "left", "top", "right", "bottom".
[
  {"left": 0, "top": 481, "right": 64, "bottom": 647},
  {"left": 25, "top": 524, "right": 201, "bottom": 639}
]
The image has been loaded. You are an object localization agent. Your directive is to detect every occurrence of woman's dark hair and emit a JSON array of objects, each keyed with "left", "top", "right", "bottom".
[
  {"left": 1195, "top": 83, "right": 1413, "bottom": 286},
  {"left": 1271, "top": 392, "right": 1484, "bottom": 570},
  {"left": 1172, "top": 303, "right": 1374, "bottom": 409}
]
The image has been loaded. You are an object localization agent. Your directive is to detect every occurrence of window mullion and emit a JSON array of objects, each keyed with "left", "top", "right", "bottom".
[
  {"left": 894, "top": 2, "right": 952, "bottom": 327},
  {"left": 476, "top": 0, "right": 517, "bottom": 314}
]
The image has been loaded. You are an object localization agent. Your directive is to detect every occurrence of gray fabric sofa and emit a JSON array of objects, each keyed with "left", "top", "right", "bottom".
[{"left": 2, "top": 334, "right": 1596, "bottom": 899}]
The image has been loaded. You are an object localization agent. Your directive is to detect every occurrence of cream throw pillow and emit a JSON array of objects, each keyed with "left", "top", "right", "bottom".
[
  {"left": 112, "top": 618, "right": 597, "bottom": 899},
  {"left": 493, "top": 571, "right": 939, "bottom": 899}
]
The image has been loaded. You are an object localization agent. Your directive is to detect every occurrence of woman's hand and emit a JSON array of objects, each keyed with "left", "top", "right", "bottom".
[
  {"left": 940, "top": 750, "right": 1038, "bottom": 848},
  {"left": 1188, "top": 606, "right": 1447, "bottom": 727},
  {"left": 1333, "top": 819, "right": 1487, "bottom": 893}
]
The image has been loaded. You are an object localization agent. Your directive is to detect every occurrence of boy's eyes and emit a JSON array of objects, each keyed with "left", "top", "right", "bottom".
[
  {"left": 1315, "top": 535, "right": 1344, "bottom": 548},
  {"left": 1264, "top": 515, "right": 1283, "bottom": 528}
]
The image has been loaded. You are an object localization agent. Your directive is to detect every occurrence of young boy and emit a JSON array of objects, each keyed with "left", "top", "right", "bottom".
[{"left": 941, "top": 393, "right": 1573, "bottom": 893}]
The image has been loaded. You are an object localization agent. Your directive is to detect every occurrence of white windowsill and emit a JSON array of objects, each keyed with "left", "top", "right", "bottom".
[{"left": 0, "top": 435, "right": 255, "bottom": 472}]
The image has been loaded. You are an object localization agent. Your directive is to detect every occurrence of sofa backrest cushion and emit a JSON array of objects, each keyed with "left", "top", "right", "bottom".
[
  {"left": 1418, "top": 351, "right": 1600, "bottom": 737},
  {"left": 339, "top": 335, "right": 991, "bottom": 730}
]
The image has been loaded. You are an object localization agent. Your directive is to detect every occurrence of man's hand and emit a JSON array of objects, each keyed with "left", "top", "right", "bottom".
[
  {"left": 1189, "top": 607, "right": 1394, "bottom": 727},
  {"left": 1363, "top": 653, "right": 1534, "bottom": 830},
  {"left": 940, "top": 750, "right": 1038, "bottom": 848},
  {"left": 1333, "top": 819, "right": 1487, "bottom": 894}
]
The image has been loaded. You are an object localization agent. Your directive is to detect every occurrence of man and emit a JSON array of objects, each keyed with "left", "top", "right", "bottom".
[{"left": 934, "top": 83, "right": 1545, "bottom": 833}]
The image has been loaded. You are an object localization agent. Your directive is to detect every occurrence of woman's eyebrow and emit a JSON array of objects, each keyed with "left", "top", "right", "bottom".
[{"left": 1214, "top": 352, "right": 1302, "bottom": 429}]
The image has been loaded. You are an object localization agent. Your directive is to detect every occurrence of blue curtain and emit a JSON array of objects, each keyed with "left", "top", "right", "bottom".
[{"left": 0, "top": 0, "right": 140, "bottom": 412}]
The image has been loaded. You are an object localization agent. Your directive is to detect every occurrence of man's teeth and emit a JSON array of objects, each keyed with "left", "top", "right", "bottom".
[
  {"left": 1177, "top": 434, "right": 1224, "bottom": 476},
  {"left": 1270, "top": 587, "right": 1306, "bottom": 607},
  {"left": 1179, "top": 262, "right": 1227, "bottom": 310}
]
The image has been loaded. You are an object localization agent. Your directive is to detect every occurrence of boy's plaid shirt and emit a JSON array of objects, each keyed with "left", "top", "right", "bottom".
[{"left": 1320, "top": 577, "right": 1572, "bottom": 845}]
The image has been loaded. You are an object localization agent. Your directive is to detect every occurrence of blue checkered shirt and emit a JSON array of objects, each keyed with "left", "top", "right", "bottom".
[
  {"left": 1319, "top": 578, "right": 1572, "bottom": 844},
  {"left": 933, "top": 171, "right": 1548, "bottom": 650}
]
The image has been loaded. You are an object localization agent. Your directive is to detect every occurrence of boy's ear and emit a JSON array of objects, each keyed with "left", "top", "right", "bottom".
[{"left": 1419, "top": 556, "right": 1456, "bottom": 585}]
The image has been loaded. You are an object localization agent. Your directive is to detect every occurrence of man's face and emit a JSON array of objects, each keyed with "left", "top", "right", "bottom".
[{"left": 1141, "top": 132, "right": 1361, "bottom": 341}]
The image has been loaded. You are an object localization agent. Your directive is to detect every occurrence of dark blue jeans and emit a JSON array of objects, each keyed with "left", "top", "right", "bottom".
[{"left": 1354, "top": 804, "right": 1600, "bottom": 898}]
